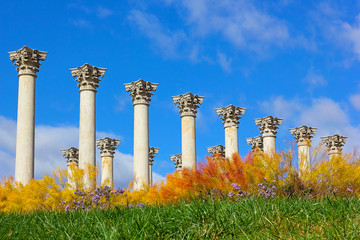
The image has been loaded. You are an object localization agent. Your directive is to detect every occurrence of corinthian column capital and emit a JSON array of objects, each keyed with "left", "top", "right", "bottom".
[
  {"left": 149, "top": 147, "right": 159, "bottom": 166},
  {"left": 124, "top": 79, "right": 158, "bottom": 105},
  {"left": 170, "top": 154, "right": 182, "bottom": 170},
  {"left": 172, "top": 92, "right": 204, "bottom": 117},
  {"left": 321, "top": 134, "right": 347, "bottom": 155},
  {"left": 9, "top": 46, "right": 47, "bottom": 75},
  {"left": 206, "top": 145, "right": 225, "bottom": 157},
  {"left": 96, "top": 137, "right": 120, "bottom": 157},
  {"left": 246, "top": 136, "right": 263, "bottom": 151},
  {"left": 62, "top": 147, "right": 79, "bottom": 166},
  {"left": 215, "top": 105, "right": 246, "bottom": 128},
  {"left": 70, "top": 63, "right": 106, "bottom": 92},
  {"left": 290, "top": 125, "right": 317, "bottom": 146},
  {"left": 254, "top": 116, "right": 283, "bottom": 137}
]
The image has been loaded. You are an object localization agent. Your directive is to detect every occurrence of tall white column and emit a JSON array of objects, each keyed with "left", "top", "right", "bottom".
[
  {"left": 9, "top": 46, "right": 47, "bottom": 185},
  {"left": 173, "top": 93, "right": 204, "bottom": 170},
  {"left": 62, "top": 147, "right": 79, "bottom": 189},
  {"left": 216, "top": 105, "right": 246, "bottom": 159},
  {"left": 124, "top": 79, "right": 158, "bottom": 191},
  {"left": 70, "top": 64, "right": 106, "bottom": 189},
  {"left": 321, "top": 134, "right": 347, "bottom": 160},
  {"left": 96, "top": 137, "right": 120, "bottom": 187},
  {"left": 254, "top": 116, "right": 283, "bottom": 156},
  {"left": 148, "top": 147, "right": 159, "bottom": 187},
  {"left": 290, "top": 126, "right": 317, "bottom": 174},
  {"left": 246, "top": 136, "right": 263, "bottom": 153},
  {"left": 170, "top": 154, "right": 182, "bottom": 171},
  {"left": 207, "top": 145, "right": 225, "bottom": 158}
]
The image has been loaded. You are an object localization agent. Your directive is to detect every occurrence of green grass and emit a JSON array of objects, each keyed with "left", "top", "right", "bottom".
[{"left": 0, "top": 198, "right": 359, "bottom": 239}]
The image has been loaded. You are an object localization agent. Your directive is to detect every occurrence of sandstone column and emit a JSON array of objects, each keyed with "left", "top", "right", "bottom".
[
  {"left": 321, "top": 134, "right": 347, "bottom": 160},
  {"left": 216, "top": 105, "right": 246, "bottom": 159},
  {"left": 254, "top": 116, "right": 283, "bottom": 156},
  {"left": 207, "top": 145, "right": 225, "bottom": 158},
  {"left": 96, "top": 137, "right": 120, "bottom": 187},
  {"left": 124, "top": 79, "right": 158, "bottom": 190},
  {"left": 246, "top": 136, "right": 264, "bottom": 153},
  {"left": 148, "top": 147, "right": 159, "bottom": 187},
  {"left": 290, "top": 126, "right": 317, "bottom": 173},
  {"left": 62, "top": 147, "right": 79, "bottom": 188},
  {"left": 170, "top": 154, "right": 182, "bottom": 171},
  {"left": 70, "top": 64, "right": 106, "bottom": 189},
  {"left": 9, "top": 46, "right": 47, "bottom": 185},
  {"left": 172, "top": 93, "right": 204, "bottom": 169}
]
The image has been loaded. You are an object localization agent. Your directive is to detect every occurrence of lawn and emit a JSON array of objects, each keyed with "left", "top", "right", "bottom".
[{"left": 1, "top": 198, "right": 359, "bottom": 239}]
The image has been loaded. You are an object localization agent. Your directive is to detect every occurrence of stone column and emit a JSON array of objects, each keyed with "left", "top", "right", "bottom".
[
  {"left": 70, "top": 64, "right": 106, "bottom": 189},
  {"left": 124, "top": 79, "right": 158, "bottom": 190},
  {"left": 321, "top": 134, "right": 347, "bottom": 160},
  {"left": 62, "top": 147, "right": 79, "bottom": 188},
  {"left": 96, "top": 137, "right": 120, "bottom": 187},
  {"left": 216, "top": 105, "right": 246, "bottom": 159},
  {"left": 149, "top": 147, "right": 159, "bottom": 187},
  {"left": 170, "top": 154, "right": 182, "bottom": 171},
  {"left": 207, "top": 145, "right": 225, "bottom": 158},
  {"left": 246, "top": 136, "right": 263, "bottom": 153},
  {"left": 290, "top": 126, "right": 317, "bottom": 173},
  {"left": 254, "top": 116, "right": 283, "bottom": 156},
  {"left": 9, "top": 46, "right": 47, "bottom": 185},
  {"left": 172, "top": 93, "right": 204, "bottom": 170}
]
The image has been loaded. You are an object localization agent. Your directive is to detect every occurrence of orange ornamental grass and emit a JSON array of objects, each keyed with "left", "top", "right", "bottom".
[{"left": 0, "top": 148, "right": 359, "bottom": 212}]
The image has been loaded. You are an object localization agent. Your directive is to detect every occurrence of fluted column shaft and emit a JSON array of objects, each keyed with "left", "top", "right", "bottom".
[
  {"left": 181, "top": 116, "right": 196, "bottom": 168},
  {"left": 173, "top": 92, "right": 204, "bottom": 170},
  {"left": 71, "top": 64, "right": 106, "bottom": 189},
  {"left": 125, "top": 79, "right": 158, "bottom": 190},
  {"left": 263, "top": 136, "right": 276, "bottom": 154},
  {"left": 79, "top": 90, "right": 96, "bottom": 169},
  {"left": 62, "top": 147, "right": 79, "bottom": 189},
  {"left": 134, "top": 103, "right": 149, "bottom": 187},
  {"left": 9, "top": 46, "right": 47, "bottom": 185}
]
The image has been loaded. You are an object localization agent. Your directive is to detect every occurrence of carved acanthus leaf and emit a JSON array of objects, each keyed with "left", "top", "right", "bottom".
[
  {"left": 206, "top": 145, "right": 225, "bottom": 157},
  {"left": 321, "top": 134, "right": 347, "bottom": 154},
  {"left": 9, "top": 46, "right": 47, "bottom": 73},
  {"left": 96, "top": 137, "right": 120, "bottom": 157},
  {"left": 172, "top": 92, "right": 204, "bottom": 117},
  {"left": 246, "top": 136, "right": 263, "bottom": 151},
  {"left": 62, "top": 147, "right": 79, "bottom": 165},
  {"left": 149, "top": 147, "right": 160, "bottom": 166},
  {"left": 170, "top": 154, "right": 182, "bottom": 170},
  {"left": 254, "top": 116, "right": 283, "bottom": 137},
  {"left": 216, "top": 105, "right": 246, "bottom": 128},
  {"left": 290, "top": 125, "right": 317, "bottom": 146},
  {"left": 70, "top": 63, "right": 106, "bottom": 91},
  {"left": 124, "top": 79, "right": 158, "bottom": 104}
]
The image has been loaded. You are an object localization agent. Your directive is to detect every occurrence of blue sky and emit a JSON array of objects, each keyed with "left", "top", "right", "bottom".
[{"left": 1, "top": 0, "right": 360, "bottom": 187}]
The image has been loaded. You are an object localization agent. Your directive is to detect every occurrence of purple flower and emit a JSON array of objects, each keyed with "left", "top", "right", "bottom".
[
  {"left": 347, "top": 188, "right": 354, "bottom": 193},
  {"left": 228, "top": 192, "right": 234, "bottom": 197}
]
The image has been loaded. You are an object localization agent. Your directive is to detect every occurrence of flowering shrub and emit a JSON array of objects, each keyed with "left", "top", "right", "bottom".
[{"left": 0, "top": 145, "right": 359, "bottom": 212}]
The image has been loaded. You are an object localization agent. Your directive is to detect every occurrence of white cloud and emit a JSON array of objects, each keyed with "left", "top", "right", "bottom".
[
  {"left": 96, "top": 6, "right": 113, "bottom": 19},
  {"left": 128, "top": 10, "right": 186, "bottom": 58},
  {"left": 217, "top": 52, "right": 232, "bottom": 72},
  {"left": 302, "top": 68, "right": 327, "bottom": 90},
  {"left": 349, "top": 94, "right": 360, "bottom": 111},
  {"left": 0, "top": 116, "right": 164, "bottom": 188},
  {"left": 258, "top": 96, "right": 360, "bottom": 153}
]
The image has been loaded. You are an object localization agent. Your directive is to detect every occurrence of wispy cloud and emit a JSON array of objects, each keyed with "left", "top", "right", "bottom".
[
  {"left": 96, "top": 6, "right": 114, "bottom": 19},
  {"left": 349, "top": 94, "right": 360, "bottom": 111},
  {"left": 302, "top": 68, "right": 327, "bottom": 92},
  {"left": 0, "top": 116, "right": 164, "bottom": 188},
  {"left": 217, "top": 52, "right": 232, "bottom": 73}
]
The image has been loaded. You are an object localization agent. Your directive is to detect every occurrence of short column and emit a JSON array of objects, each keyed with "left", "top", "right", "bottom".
[
  {"left": 206, "top": 145, "right": 225, "bottom": 158},
  {"left": 70, "top": 64, "right": 106, "bottom": 189},
  {"left": 321, "top": 134, "right": 347, "bottom": 160},
  {"left": 170, "top": 154, "right": 182, "bottom": 171},
  {"left": 254, "top": 116, "right": 283, "bottom": 156},
  {"left": 246, "top": 136, "right": 263, "bottom": 153},
  {"left": 173, "top": 93, "right": 204, "bottom": 169},
  {"left": 124, "top": 79, "right": 158, "bottom": 190},
  {"left": 9, "top": 46, "right": 47, "bottom": 185},
  {"left": 148, "top": 147, "right": 159, "bottom": 187},
  {"left": 96, "top": 137, "right": 120, "bottom": 187},
  {"left": 290, "top": 126, "right": 317, "bottom": 174},
  {"left": 216, "top": 105, "right": 246, "bottom": 159},
  {"left": 62, "top": 147, "right": 79, "bottom": 189}
]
